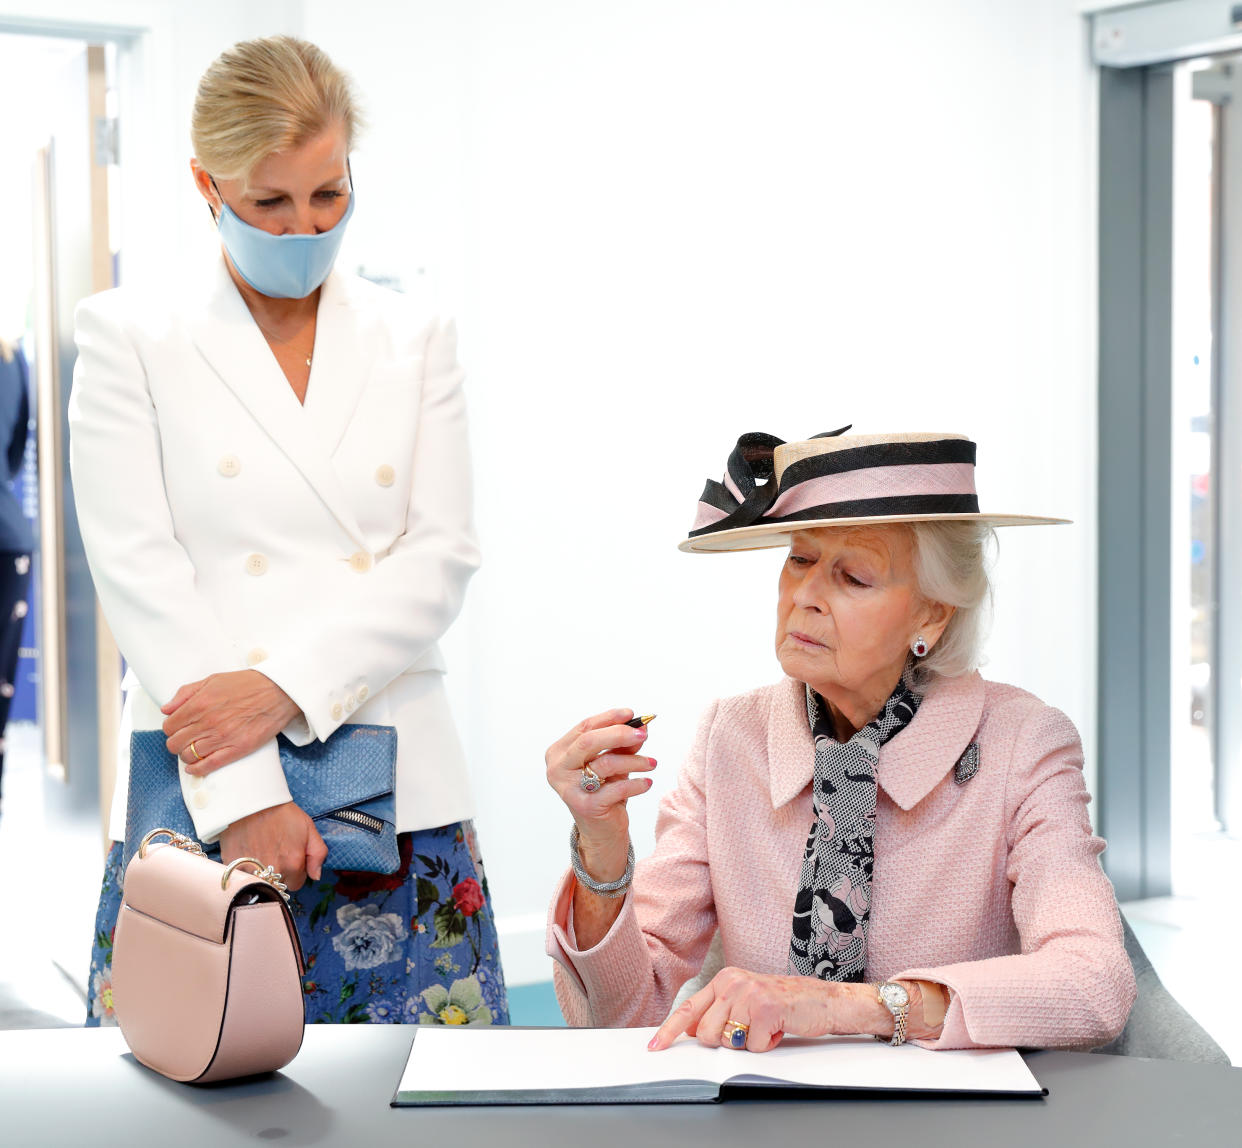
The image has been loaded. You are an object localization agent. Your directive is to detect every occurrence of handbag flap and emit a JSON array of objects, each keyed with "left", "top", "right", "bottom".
[
  {"left": 279, "top": 725, "right": 396, "bottom": 819},
  {"left": 122, "top": 841, "right": 282, "bottom": 945}
]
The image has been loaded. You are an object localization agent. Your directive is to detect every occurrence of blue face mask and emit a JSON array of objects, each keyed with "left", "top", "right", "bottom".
[{"left": 212, "top": 180, "right": 355, "bottom": 299}]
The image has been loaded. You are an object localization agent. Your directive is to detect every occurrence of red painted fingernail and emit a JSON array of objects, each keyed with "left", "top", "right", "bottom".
[
  {"left": 647, "top": 758, "right": 657, "bottom": 768},
  {"left": 645, "top": 777, "right": 654, "bottom": 788}
]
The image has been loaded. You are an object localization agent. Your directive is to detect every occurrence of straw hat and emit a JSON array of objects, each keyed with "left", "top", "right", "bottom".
[{"left": 680, "top": 427, "right": 1068, "bottom": 553}]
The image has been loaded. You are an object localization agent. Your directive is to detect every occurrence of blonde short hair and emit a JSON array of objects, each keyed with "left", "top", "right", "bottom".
[{"left": 191, "top": 35, "right": 362, "bottom": 180}]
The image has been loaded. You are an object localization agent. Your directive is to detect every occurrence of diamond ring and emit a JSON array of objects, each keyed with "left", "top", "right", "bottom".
[{"left": 579, "top": 764, "right": 603, "bottom": 793}]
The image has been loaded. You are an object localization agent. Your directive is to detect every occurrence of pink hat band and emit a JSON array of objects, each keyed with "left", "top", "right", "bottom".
[{"left": 688, "top": 430, "right": 979, "bottom": 540}]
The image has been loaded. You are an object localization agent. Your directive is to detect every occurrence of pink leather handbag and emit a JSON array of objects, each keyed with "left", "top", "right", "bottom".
[{"left": 111, "top": 829, "right": 306, "bottom": 1083}]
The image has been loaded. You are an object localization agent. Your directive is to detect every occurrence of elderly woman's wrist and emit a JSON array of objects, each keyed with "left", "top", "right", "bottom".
[
  {"left": 848, "top": 982, "right": 897, "bottom": 1038},
  {"left": 808, "top": 980, "right": 893, "bottom": 1038},
  {"left": 850, "top": 979, "right": 943, "bottom": 1041},
  {"left": 570, "top": 824, "right": 632, "bottom": 887},
  {"left": 900, "top": 979, "right": 946, "bottom": 1041}
]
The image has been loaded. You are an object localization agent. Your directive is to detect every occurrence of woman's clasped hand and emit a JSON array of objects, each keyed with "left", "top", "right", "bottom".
[
  {"left": 161, "top": 668, "right": 326, "bottom": 889},
  {"left": 161, "top": 669, "right": 299, "bottom": 775},
  {"left": 214, "top": 801, "right": 326, "bottom": 892}
]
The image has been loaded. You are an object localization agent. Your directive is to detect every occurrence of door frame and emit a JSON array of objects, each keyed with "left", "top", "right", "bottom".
[
  {"left": 0, "top": 6, "right": 167, "bottom": 840},
  {"left": 1097, "top": 63, "right": 1175, "bottom": 902}
]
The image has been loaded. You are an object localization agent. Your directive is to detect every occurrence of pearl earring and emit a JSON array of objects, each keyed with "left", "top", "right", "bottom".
[{"left": 911, "top": 635, "right": 929, "bottom": 658}]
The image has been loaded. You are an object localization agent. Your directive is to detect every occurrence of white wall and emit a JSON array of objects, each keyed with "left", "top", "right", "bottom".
[
  {"left": 0, "top": 34, "right": 88, "bottom": 337},
  {"left": 304, "top": 0, "right": 1101, "bottom": 983},
  {"left": 0, "top": 0, "right": 303, "bottom": 287},
  {"left": 6, "top": 0, "right": 1102, "bottom": 985}
]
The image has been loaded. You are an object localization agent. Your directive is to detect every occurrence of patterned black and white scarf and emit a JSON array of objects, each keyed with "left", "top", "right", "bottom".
[{"left": 787, "top": 678, "right": 921, "bottom": 982}]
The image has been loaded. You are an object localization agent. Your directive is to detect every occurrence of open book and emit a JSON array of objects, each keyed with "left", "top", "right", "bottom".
[{"left": 392, "top": 1026, "right": 1045, "bottom": 1106}]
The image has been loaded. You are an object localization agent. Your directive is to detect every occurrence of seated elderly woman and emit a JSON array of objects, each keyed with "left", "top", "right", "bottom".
[{"left": 545, "top": 429, "right": 1136, "bottom": 1052}]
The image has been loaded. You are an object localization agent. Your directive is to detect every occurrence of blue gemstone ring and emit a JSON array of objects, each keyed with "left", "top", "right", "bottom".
[{"left": 723, "top": 1021, "right": 749, "bottom": 1050}]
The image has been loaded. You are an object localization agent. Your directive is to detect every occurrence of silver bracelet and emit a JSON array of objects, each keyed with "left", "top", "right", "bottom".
[{"left": 569, "top": 825, "right": 635, "bottom": 899}]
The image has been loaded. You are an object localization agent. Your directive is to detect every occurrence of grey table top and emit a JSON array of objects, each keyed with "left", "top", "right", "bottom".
[{"left": 1, "top": 1026, "right": 1238, "bottom": 1148}]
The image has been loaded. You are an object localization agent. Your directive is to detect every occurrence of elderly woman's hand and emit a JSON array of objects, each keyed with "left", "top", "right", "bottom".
[
  {"left": 162, "top": 669, "right": 301, "bottom": 775},
  {"left": 647, "top": 967, "right": 940, "bottom": 1052},
  {"left": 545, "top": 708, "right": 657, "bottom": 884}
]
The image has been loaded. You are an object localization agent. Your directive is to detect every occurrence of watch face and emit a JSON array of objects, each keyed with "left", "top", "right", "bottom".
[{"left": 880, "top": 983, "right": 909, "bottom": 1010}]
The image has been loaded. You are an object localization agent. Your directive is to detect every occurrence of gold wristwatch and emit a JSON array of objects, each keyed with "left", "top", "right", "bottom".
[{"left": 876, "top": 980, "right": 910, "bottom": 1046}]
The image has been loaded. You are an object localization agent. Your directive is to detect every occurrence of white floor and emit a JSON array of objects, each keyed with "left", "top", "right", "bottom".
[
  {"left": 0, "top": 723, "right": 103, "bottom": 1027},
  {"left": 0, "top": 723, "right": 1237, "bottom": 1065}
]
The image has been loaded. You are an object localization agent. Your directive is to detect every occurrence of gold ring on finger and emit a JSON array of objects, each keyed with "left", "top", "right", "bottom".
[
  {"left": 579, "top": 764, "right": 603, "bottom": 793},
  {"left": 722, "top": 1020, "right": 750, "bottom": 1050},
  {"left": 188, "top": 740, "right": 203, "bottom": 763}
]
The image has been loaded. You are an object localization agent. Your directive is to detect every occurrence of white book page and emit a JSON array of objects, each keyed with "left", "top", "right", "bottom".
[{"left": 397, "top": 1026, "right": 1042, "bottom": 1097}]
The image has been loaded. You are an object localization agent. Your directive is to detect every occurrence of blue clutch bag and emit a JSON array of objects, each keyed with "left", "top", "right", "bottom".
[{"left": 123, "top": 725, "right": 399, "bottom": 874}]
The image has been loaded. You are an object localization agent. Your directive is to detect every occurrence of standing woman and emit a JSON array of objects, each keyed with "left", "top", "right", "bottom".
[
  {"left": 72, "top": 36, "right": 507, "bottom": 1027},
  {"left": 0, "top": 337, "right": 31, "bottom": 813}
]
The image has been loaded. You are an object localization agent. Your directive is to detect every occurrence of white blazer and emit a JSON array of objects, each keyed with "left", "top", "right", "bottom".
[{"left": 69, "top": 255, "right": 480, "bottom": 844}]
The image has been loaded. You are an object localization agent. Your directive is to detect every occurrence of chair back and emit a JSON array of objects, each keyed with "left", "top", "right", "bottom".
[{"left": 1094, "top": 916, "right": 1230, "bottom": 1064}]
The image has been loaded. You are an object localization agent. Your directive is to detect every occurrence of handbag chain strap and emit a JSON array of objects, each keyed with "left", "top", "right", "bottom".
[
  {"left": 221, "top": 857, "right": 291, "bottom": 901},
  {"left": 137, "top": 827, "right": 291, "bottom": 902},
  {"left": 138, "top": 827, "right": 206, "bottom": 859}
]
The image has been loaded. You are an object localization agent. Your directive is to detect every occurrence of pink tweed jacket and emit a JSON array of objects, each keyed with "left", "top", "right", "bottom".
[{"left": 547, "top": 672, "right": 1136, "bottom": 1050}]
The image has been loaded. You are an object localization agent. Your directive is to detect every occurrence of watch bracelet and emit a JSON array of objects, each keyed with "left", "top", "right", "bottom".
[
  {"left": 875, "top": 980, "right": 910, "bottom": 1047},
  {"left": 569, "top": 824, "right": 635, "bottom": 898}
]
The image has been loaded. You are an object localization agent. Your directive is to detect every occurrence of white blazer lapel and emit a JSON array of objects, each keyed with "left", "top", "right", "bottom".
[
  {"left": 187, "top": 258, "right": 367, "bottom": 547},
  {"left": 302, "top": 270, "right": 377, "bottom": 456}
]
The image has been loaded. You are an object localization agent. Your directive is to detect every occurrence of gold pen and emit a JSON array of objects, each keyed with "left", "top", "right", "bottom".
[{"left": 625, "top": 714, "right": 657, "bottom": 729}]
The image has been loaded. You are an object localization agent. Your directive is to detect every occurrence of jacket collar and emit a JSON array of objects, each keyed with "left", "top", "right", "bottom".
[
  {"left": 187, "top": 255, "right": 373, "bottom": 547},
  {"left": 767, "top": 670, "right": 985, "bottom": 812},
  {"left": 301, "top": 266, "right": 374, "bottom": 456}
]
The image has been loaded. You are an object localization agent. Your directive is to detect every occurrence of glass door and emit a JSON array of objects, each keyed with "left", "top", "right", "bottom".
[
  {"left": 1, "top": 32, "right": 123, "bottom": 826},
  {"left": 1171, "top": 58, "right": 1242, "bottom": 893}
]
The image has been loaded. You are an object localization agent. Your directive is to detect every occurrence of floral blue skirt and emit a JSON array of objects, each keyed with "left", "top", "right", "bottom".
[{"left": 85, "top": 820, "right": 509, "bottom": 1027}]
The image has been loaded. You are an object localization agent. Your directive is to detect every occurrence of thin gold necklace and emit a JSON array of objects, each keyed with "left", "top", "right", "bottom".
[{"left": 253, "top": 315, "right": 314, "bottom": 367}]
